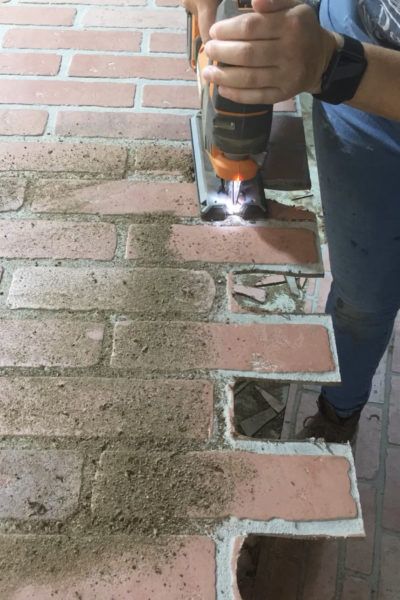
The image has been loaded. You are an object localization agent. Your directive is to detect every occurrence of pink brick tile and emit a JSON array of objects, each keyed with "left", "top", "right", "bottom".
[
  {"left": 0, "top": 80, "right": 135, "bottom": 107},
  {"left": 0, "top": 178, "right": 25, "bottom": 211},
  {"left": 0, "top": 6, "right": 76, "bottom": 25},
  {"left": 268, "top": 199, "right": 316, "bottom": 222},
  {"left": 383, "top": 446, "right": 400, "bottom": 532},
  {"left": 274, "top": 98, "right": 296, "bottom": 112},
  {"left": 30, "top": 180, "right": 198, "bottom": 216},
  {"left": 150, "top": 31, "right": 186, "bottom": 53},
  {"left": 0, "top": 320, "right": 104, "bottom": 368},
  {"left": 0, "top": 109, "right": 48, "bottom": 136},
  {"left": 0, "top": 377, "right": 213, "bottom": 440},
  {"left": 1, "top": 535, "right": 216, "bottom": 600},
  {"left": 0, "top": 142, "right": 127, "bottom": 174},
  {"left": 142, "top": 84, "right": 199, "bottom": 109},
  {"left": 56, "top": 111, "right": 189, "bottom": 139},
  {"left": 92, "top": 451, "right": 357, "bottom": 522},
  {"left": 0, "top": 53, "right": 60, "bottom": 75},
  {"left": 346, "top": 482, "right": 376, "bottom": 575},
  {"left": 388, "top": 376, "right": 400, "bottom": 444},
  {"left": 83, "top": 7, "right": 186, "bottom": 28},
  {"left": 70, "top": 54, "right": 195, "bottom": 80},
  {"left": 0, "top": 220, "right": 116, "bottom": 260},
  {"left": 4, "top": 28, "right": 142, "bottom": 52},
  {"left": 111, "top": 321, "right": 336, "bottom": 375}
]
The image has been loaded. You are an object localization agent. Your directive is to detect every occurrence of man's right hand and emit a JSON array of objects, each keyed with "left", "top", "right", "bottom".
[{"left": 182, "top": 0, "right": 219, "bottom": 42}]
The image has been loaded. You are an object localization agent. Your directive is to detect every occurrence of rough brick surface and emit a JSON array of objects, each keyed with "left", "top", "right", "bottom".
[
  {"left": 0, "top": 142, "right": 127, "bottom": 174},
  {"left": 126, "top": 224, "right": 319, "bottom": 266},
  {"left": 0, "top": 449, "right": 82, "bottom": 520},
  {"left": 0, "top": 535, "right": 216, "bottom": 600},
  {"left": 0, "top": 109, "right": 48, "bottom": 136},
  {"left": 70, "top": 54, "right": 195, "bottom": 80},
  {"left": 4, "top": 28, "right": 142, "bottom": 51},
  {"left": 0, "top": 377, "right": 213, "bottom": 439},
  {"left": 30, "top": 180, "right": 198, "bottom": 216},
  {"left": 83, "top": 8, "right": 186, "bottom": 28},
  {"left": 0, "top": 80, "right": 135, "bottom": 107},
  {"left": 0, "top": 6, "right": 76, "bottom": 25},
  {"left": 111, "top": 321, "right": 335, "bottom": 374},
  {"left": 149, "top": 32, "right": 186, "bottom": 53},
  {"left": 143, "top": 84, "right": 199, "bottom": 109},
  {"left": 0, "top": 320, "right": 104, "bottom": 367},
  {"left": 8, "top": 267, "right": 216, "bottom": 315},
  {"left": 0, "top": 52, "right": 61, "bottom": 75},
  {"left": 0, "top": 221, "right": 116, "bottom": 259},
  {"left": 0, "top": 177, "right": 25, "bottom": 210}
]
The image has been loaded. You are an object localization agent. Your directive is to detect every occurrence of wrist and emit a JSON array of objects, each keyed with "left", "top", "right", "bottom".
[{"left": 310, "top": 31, "right": 343, "bottom": 94}]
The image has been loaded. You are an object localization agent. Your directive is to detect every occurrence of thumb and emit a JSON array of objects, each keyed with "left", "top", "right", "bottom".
[{"left": 252, "top": 0, "right": 298, "bottom": 13}]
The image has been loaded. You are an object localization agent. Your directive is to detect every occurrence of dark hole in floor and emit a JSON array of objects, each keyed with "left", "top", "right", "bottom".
[{"left": 233, "top": 381, "right": 291, "bottom": 440}]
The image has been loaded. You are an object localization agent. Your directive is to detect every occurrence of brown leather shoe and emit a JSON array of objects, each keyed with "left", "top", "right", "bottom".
[{"left": 297, "top": 396, "right": 361, "bottom": 444}]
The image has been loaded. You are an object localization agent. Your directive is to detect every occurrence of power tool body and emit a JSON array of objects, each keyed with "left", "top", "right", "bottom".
[{"left": 188, "top": 0, "right": 273, "bottom": 220}]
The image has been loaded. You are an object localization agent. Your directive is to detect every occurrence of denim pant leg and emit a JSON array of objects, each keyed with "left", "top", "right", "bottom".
[{"left": 313, "top": 101, "right": 400, "bottom": 415}]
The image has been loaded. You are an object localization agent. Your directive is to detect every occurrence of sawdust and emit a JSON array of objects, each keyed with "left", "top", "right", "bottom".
[{"left": 134, "top": 143, "right": 194, "bottom": 181}]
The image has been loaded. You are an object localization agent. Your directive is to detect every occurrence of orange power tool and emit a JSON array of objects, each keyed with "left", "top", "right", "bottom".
[{"left": 188, "top": 0, "right": 273, "bottom": 220}]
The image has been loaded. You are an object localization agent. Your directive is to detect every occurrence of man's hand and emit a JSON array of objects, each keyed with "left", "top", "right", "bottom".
[
  {"left": 203, "top": 0, "right": 340, "bottom": 104},
  {"left": 182, "top": 0, "right": 219, "bottom": 42}
]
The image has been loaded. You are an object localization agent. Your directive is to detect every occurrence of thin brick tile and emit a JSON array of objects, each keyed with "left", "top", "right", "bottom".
[
  {"left": 0, "top": 6, "right": 76, "bottom": 25},
  {"left": 0, "top": 535, "right": 216, "bottom": 600},
  {"left": 383, "top": 446, "right": 400, "bottom": 532},
  {"left": 0, "top": 109, "right": 48, "bottom": 136},
  {"left": 0, "top": 221, "right": 116, "bottom": 260},
  {"left": 0, "top": 178, "right": 25, "bottom": 211},
  {"left": 0, "top": 320, "right": 104, "bottom": 367},
  {"left": 138, "top": 224, "right": 320, "bottom": 266},
  {"left": 69, "top": 55, "right": 195, "bottom": 80},
  {"left": 142, "top": 84, "right": 198, "bottom": 109},
  {"left": 0, "top": 450, "right": 82, "bottom": 520},
  {"left": 0, "top": 142, "right": 127, "bottom": 175},
  {"left": 0, "top": 80, "right": 135, "bottom": 107},
  {"left": 149, "top": 32, "right": 186, "bottom": 53},
  {"left": 92, "top": 451, "right": 356, "bottom": 522},
  {"left": 111, "top": 320, "right": 335, "bottom": 375},
  {"left": 0, "top": 53, "right": 60, "bottom": 75},
  {"left": 30, "top": 180, "right": 198, "bottom": 216},
  {"left": 0, "top": 377, "right": 213, "bottom": 440},
  {"left": 380, "top": 535, "right": 400, "bottom": 599},
  {"left": 4, "top": 28, "right": 142, "bottom": 52},
  {"left": 83, "top": 7, "right": 186, "bottom": 28},
  {"left": 56, "top": 111, "right": 189, "bottom": 139},
  {"left": 345, "top": 482, "right": 376, "bottom": 575},
  {"left": 8, "top": 267, "right": 216, "bottom": 315}
]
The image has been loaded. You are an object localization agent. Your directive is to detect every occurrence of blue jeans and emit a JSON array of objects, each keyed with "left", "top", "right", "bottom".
[{"left": 314, "top": 0, "right": 400, "bottom": 416}]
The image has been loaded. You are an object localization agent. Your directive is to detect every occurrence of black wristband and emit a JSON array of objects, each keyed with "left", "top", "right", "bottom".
[{"left": 313, "top": 35, "right": 367, "bottom": 105}]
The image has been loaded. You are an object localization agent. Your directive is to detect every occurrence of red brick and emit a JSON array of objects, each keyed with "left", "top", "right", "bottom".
[
  {"left": 302, "top": 541, "right": 339, "bottom": 600},
  {"left": 92, "top": 451, "right": 357, "bottom": 521},
  {"left": 0, "top": 449, "right": 82, "bottom": 520},
  {"left": 0, "top": 109, "right": 48, "bottom": 136},
  {"left": 70, "top": 54, "right": 195, "bottom": 80},
  {"left": 0, "top": 221, "right": 116, "bottom": 260},
  {"left": 0, "top": 53, "right": 60, "bottom": 75},
  {"left": 0, "top": 377, "right": 213, "bottom": 440},
  {"left": 127, "top": 224, "right": 319, "bottom": 266},
  {"left": 342, "top": 576, "right": 371, "bottom": 600},
  {"left": 83, "top": 7, "right": 186, "bottom": 28},
  {"left": 268, "top": 199, "right": 316, "bottom": 222},
  {"left": 0, "top": 178, "right": 25, "bottom": 210},
  {"left": 0, "top": 80, "right": 135, "bottom": 107},
  {"left": 8, "top": 267, "right": 215, "bottom": 315},
  {"left": 31, "top": 180, "right": 197, "bottom": 215},
  {"left": 0, "top": 535, "right": 216, "bottom": 600},
  {"left": 355, "top": 404, "right": 382, "bottom": 480},
  {"left": 150, "top": 32, "right": 186, "bottom": 53},
  {"left": 0, "top": 6, "right": 76, "bottom": 25},
  {"left": 388, "top": 376, "right": 400, "bottom": 444},
  {"left": 0, "top": 142, "right": 127, "bottom": 175},
  {"left": 346, "top": 482, "right": 376, "bottom": 575},
  {"left": 0, "top": 320, "right": 104, "bottom": 367},
  {"left": 380, "top": 534, "right": 400, "bottom": 600},
  {"left": 56, "top": 111, "right": 189, "bottom": 139},
  {"left": 4, "top": 28, "right": 142, "bottom": 52},
  {"left": 111, "top": 320, "right": 335, "bottom": 374},
  {"left": 143, "top": 84, "right": 199, "bottom": 109},
  {"left": 383, "top": 446, "right": 400, "bottom": 532}
]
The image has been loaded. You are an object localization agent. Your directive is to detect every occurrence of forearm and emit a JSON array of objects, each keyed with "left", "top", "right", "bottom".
[{"left": 347, "top": 42, "right": 400, "bottom": 121}]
